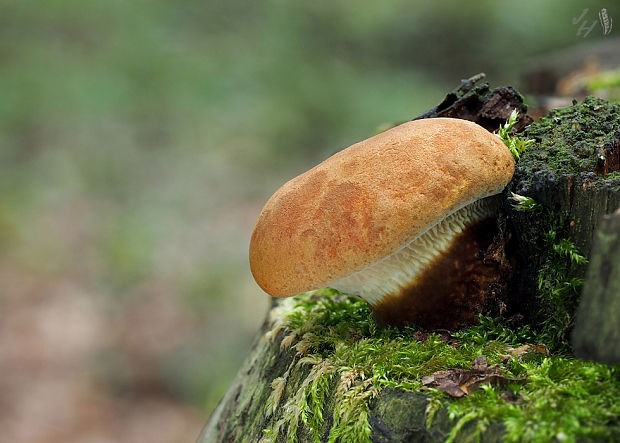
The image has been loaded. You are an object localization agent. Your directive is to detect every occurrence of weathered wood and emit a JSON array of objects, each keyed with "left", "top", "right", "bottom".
[
  {"left": 413, "top": 73, "right": 532, "bottom": 132},
  {"left": 200, "top": 84, "right": 620, "bottom": 443},
  {"left": 369, "top": 388, "right": 505, "bottom": 443},
  {"left": 572, "top": 207, "right": 620, "bottom": 364},
  {"left": 199, "top": 316, "right": 296, "bottom": 442},
  {"left": 506, "top": 97, "right": 620, "bottom": 324}
]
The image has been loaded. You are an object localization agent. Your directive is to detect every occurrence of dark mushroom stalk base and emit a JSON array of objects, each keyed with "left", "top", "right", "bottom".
[{"left": 329, "top": 196, "right": 512, "bottom": 330}]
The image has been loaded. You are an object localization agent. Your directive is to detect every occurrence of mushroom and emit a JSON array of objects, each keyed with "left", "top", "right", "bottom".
[{"left": 249, "top": 118, "right": 515, "bottom": 329}]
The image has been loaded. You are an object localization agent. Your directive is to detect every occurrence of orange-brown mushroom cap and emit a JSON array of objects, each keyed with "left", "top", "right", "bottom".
[{"left": 249, "top": 118, "right": 514, "bottom": 304}]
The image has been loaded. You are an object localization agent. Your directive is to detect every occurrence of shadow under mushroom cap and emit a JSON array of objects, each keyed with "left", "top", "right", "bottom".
[{"left": 331, "top": 196, "right": 505, "bottom": 329}]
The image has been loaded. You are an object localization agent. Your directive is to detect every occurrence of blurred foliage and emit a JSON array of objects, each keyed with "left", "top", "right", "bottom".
[{"left": 0, "top": 0, "right": 615, "bottom": 424}]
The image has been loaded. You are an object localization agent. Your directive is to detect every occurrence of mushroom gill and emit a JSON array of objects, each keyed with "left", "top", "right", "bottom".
[{"left": 329, "top": 195, "right": 505, "bottom": 329}]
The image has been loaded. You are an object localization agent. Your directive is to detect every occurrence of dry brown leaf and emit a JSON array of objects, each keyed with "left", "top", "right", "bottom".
[{"left": 421, "top": 356, "right": 527, "bottom": 398}]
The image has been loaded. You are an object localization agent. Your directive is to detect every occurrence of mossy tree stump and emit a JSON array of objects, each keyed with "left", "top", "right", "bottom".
[
  {"left": 200, "top": 79, "right": 620, "bottom": 442},
  {"left": 506, "top": 97, "right": 620, "bottom": 349}
]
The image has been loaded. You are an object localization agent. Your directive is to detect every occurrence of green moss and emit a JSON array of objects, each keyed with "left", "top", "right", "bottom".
[
  {"left": 498, "top": 110, "right": 534, "bottom": 160},
  {"left": 533, "top": 229, "right": 588, "bottom": 354},
  {"left": 598, "top": 170, "right": 620, "bottom": 192},
  {"left": 264, "top": 290, "right": 620, "bottom": 442},
  {"left": 514, "top": 96, "right": 620, "bottom": 192}
]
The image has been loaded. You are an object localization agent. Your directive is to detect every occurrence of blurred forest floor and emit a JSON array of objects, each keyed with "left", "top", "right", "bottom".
[{"left": 0, "top": 1, "right": 617, "bottom": 441}]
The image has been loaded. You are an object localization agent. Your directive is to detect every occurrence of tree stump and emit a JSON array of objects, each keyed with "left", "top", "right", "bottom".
[
  {"left": 200, "top": 78, "right": 620, "bottom": 442},
  {"left": 505, "top": 96, "right": 620, "bottom": 347}
]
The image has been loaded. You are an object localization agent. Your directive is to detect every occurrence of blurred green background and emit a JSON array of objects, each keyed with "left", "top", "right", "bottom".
[{"left": 0, "top": 0, "right": 616, "bottom": 441}]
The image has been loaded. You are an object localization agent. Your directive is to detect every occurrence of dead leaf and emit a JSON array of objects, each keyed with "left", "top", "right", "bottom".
[
  {"left": 421, "top": 356, "right": 527, "bottom": 397},
  {"left": 412, "top": 331, "right": 429, "bottom": 343},
  {"left": 412, "top": 330, "right": 459, "bottom": 347},
  {"left": 472, "top": 355, "right": 488, "bottom": 371},
  {"left": 531, "top": 344, "right": 549, "bottom": 355}
]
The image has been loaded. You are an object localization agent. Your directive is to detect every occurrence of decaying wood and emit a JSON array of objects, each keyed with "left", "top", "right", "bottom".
[
  {"left": 505, "top": 102, "right": 620, "bottom": 321},
  {"left": 573, "top": 208, "right": 620, "bottom": 364},
  {"left": 200, "top": 77, "right": 619, "bottom": 442},
  {"left": 413, "top": 73, "right": 532, "bottom": 132}
]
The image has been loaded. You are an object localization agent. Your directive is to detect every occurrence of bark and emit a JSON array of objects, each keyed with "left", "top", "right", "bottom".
[
  {"left": 572, "top": 208, "right": 620, "bottom": 364},
  {"left": 200, "top": 77, "right": 620, "bottom": 442},
  {"left": 505, "top": 97, "right": 620, "bottom": 322},
  {"left": 199, "top": 316, "right": 294, "bottom": 442},
  {"left": 413, "top": 73, "right": 532, "bottom": 132},
  {"left": 506, "top": 172, "right": 620, "bottom": 321}
]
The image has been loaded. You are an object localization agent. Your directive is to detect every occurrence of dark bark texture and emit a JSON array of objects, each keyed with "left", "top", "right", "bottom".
[
  {"left": 572, "top": 208, "right": 620, "bottom": 364},
  {"left": 413, "top": 73, "right": 532, "bottom": 132},
  {"left": 505, "top": 96, "right": 620, "bottom": 323}
]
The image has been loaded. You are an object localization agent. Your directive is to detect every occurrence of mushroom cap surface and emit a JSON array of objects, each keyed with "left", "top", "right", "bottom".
[{"left": 249, "top": 118, "right": 515, "bottom": 297}]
